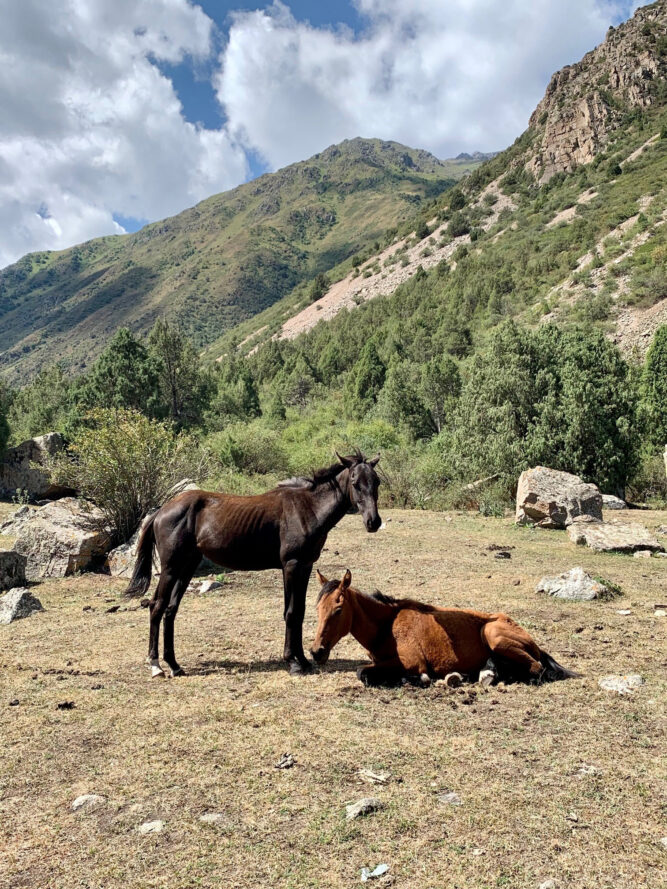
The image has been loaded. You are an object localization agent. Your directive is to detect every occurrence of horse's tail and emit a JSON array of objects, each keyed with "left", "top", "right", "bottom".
[
  {"left": 539, "top": 649, "right": 581, "bottom": 681},
  {"left": 124, "top": 512, "right": 157, "bottom": 598}
]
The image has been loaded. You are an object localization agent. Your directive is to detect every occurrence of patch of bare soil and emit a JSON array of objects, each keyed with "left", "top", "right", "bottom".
[{"left": 1, "top": 508, "right": 665, "bottom": 888}]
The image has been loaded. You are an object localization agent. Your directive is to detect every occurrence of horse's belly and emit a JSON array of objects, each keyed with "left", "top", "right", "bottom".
[{"left": 394, "top": 613, "right": 487, "bottom": 676}]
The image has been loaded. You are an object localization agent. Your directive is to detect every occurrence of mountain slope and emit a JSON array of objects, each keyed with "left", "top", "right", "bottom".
[
  {"left": 0, "top": 140, "right": 479, "bottom": 381},
  {"left": 207, "top": 0, "right": 667, "bottom": 362}
]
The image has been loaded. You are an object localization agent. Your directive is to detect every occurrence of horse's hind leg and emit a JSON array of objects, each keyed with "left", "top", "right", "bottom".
[{"left": 482, "top": 619, "right": 544, "bottom": 682}]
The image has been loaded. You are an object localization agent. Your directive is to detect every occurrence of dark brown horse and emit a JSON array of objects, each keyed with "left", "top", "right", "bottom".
[
  {"left": 125, "top": 453, "right": 381, "bottom": 678},
  {"left": 311, "top": 570, "right": 579, "bottom": 686}
]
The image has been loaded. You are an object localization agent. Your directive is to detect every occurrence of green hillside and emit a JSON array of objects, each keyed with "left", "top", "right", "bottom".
[{"left": 0, "top": 140, "right": 483, "bottom": 382}]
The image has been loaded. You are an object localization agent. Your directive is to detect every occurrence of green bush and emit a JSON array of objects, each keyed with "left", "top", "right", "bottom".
[
  {"left": 208, "top": 422, "right": 289, "bottom": 476},
  {"left": 48, "top": 409, "right": 208, "bottom": 545}
]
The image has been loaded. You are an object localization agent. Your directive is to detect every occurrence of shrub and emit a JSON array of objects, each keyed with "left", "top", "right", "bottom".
[
  {"left": 48, "top": 409, "right": 208, "bottom": 545},
  {"left": 208, "top": 422, "right": 289, "bottom": 476}
]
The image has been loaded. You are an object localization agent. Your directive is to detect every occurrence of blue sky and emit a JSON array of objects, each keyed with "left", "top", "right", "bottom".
[{"left": 0, "top": 0, "right": 645, "bottom": 264}]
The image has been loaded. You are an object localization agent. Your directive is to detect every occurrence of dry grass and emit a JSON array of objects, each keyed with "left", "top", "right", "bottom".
[{"left": 1, "top": 508, "right": 666, "bottom": 889}]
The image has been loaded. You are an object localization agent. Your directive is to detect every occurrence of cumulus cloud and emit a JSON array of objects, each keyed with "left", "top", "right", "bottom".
[
  {"left": 0, "top": 0, "right": 247, "bottom": 268},
  {"left": 216, "top": 0, "right": 635, "bottom": 170}
]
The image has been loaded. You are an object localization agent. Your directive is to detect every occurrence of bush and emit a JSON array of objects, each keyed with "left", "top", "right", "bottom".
[
  {"left": 208, "top": 422, "right": 289, "bottom": 476},
  {"left": 48, "top": 409, "right": 208, "bottom": 545}
]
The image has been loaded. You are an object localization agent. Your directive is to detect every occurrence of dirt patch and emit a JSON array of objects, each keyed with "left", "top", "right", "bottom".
[{"left": 1, "top": 507, "right": 665, "bottom": 888}]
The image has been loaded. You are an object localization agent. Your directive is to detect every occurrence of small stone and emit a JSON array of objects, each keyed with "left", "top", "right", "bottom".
[
  {"left": 539, "top": 881, "right": 557, "bottom": 889},
  {"left": 346, "top": 797, "right": 384, "bottom": 820},
  {"left": 598, "top": 674, "right": 644, "bottom": 695},
  {"left": 358, "top": 769, "right": 390, "bottom": 785},
  {"left": 655, "top": 609, "right": 666, "bottom": 618},
  {"left": 360, "top": 863, "right": 389, "bottom": 882},
  {"left": 633, "top": 550, "right": 653, "bottom": 559},
  {"left": 566, "top": 811, "right": 579, "bottom": 822},
  {"left": 199, "top": 812, "right": 226, "bottom": 824},
  {"left": 275, "top": 752, "right": 295, "bottom": 769},
  {"left": 655, "top": 552, "right": 667, "bottom": 559},
  {"left": 494, "top": 551, "right": 511, "bottom": 559},
  {"left": 138, "top": 819, "right": 165, "bottom": 834},
  {"left": 471, "top": 848, "right": 485, "bottom": 857},
  {"left": 659, "top": 837, "right": 667, "bottom": 851},
  {"left": 616, "top": 609, "right": 632, "bottom": 615},
  {"left": 437, "top": 791, "right": 462, "bottom": 806},
  {"left": 72, "top": 793, "right": 105, "bottom": 812},
  {"left": 575, "top": 764, "right": 600, "bottom": 778},
  {"left": 199, "top": 580, "right": 223, "bottom": 593}
]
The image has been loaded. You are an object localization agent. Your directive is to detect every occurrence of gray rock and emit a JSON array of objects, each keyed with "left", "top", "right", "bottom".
[
  {"left": 602, "top": 494, "right": 626, "bottom": 510},
  {"left": 633, "top": 549, "right": 653, "bottom": 559},
  {"left": 598, "top": 674, "right": 644, "bottom": 695},
  {"left": 567, "top": 521, "right": 664, "bottom": 554},
  {"left": 107, "top": 513, "right": 155, "bottom": 579},
  {"left": 0, "top": 550, "right": 27, "bottom": 591},
  {"left": 516, "top": 466, "right": 602, "bottom": 529},
  {"left": 72, "top": 793, "right": 105, "bottom": 812},
  {"left": 345, "top": 797, "right": 384, "bottom": 820},
  {"left": 0, "top": 433, "right": 71, "bottom": 500},
  {"left": 199, "top": 812, "right": 227, "bottom": 824},
  {"left": 361, "top": 864, "right": 389, "bottom": 882},
  {"left": 137, "top": 819, "right": 165, "bottom": 834},
  {"left": 437, "top": 791, "right": 462, "bottom": 806},
  {"left": 199, "top": 579, "right": 223, "bottom": 593},
  {"left": 1, "top": 498, "right": 111, "bottom": 579},
  {"left": 536, "top": 567, "right": 614, "bottom": 601},
  {"left": 0, "top": 588, "right": 44, "bottom": 624}
]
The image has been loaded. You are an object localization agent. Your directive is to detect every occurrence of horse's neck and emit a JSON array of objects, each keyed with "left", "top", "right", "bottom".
[
  {"left": 348, "top": 589, "right": 395, "bottom": 652},
  {"left": 308, "top": 469, "right": 350, "bottom": 532}
]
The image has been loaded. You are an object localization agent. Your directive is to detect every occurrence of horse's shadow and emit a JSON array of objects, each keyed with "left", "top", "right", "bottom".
[{"left": 190, "top": 657, "right": 361, "bottom": 677}]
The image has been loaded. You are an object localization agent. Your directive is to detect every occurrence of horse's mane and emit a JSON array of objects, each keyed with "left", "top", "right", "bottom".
[
  {"left": 277, "top": 451, "right": 369, "bottom": 492},
  {"left": 365, "top": 589, "right": 439, "bottom": 614},
  {"left": 317, "top": 581, "right": 438, "bottom": 613}
]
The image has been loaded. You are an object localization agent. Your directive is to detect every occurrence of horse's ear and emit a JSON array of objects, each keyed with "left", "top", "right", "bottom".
[
  {"left": 316, "top": 569, "right": 328, "bottom": 586},
  {"left": 341, "top": 569, "right": 352, "bottom": 591},
  {"left": 368, "top": 453, "right": 380, "bottom": 467},
  {"left": 335, "top": 451, "right": 354, "bottom": 468}
]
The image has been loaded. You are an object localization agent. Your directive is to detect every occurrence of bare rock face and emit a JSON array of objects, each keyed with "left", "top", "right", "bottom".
[
  {"left": 0, "top": 550, "right": 27, "bottom": 591},
  {"left": 567, "top": 520, "right": 664, "bottom": 554},
  {"left": 0, "top": 587, "right": 44, "bottom": 624},
  {"left": 536, "top": 567, "right": 614, "bottom": 601},
  {"left": 0, "top": 498, "right": 111, "bottom": 580},
  {"left": 516, "top": 466, "right": 602, "bottom": 529},
  {"left": 527, "top": 5, "right": 667, "bottom": 181},
  {"left": 107, "top": 514, "right": 154, "bottom": 579},
  {"left": 0, "top": 432, "right": 73, "bottom": 501}
]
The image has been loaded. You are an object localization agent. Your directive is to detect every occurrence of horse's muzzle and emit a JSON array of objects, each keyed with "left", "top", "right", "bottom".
[
  {"left": 311, "top": 646, "right": 330, "bottom": 665},
  {"left": 366, "top": 514, "right": 382, "bottom": 533}
]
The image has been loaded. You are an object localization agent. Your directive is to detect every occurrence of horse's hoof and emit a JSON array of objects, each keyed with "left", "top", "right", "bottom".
[
  {"left": 151, "top": 665, "right": 166, "bottom": 679},
  {"left": 170, "top": 666, "right": 185, "bottom": 678},
  {"left": 479, "top": 669, "right": 495, "bottom": 688},
  {"left": 288, "top": 659, "right": 313, "bottom": 676}
]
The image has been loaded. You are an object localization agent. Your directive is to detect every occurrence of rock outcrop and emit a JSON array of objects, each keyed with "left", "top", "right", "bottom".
[
  {"left": 0, "top": 550, "right": 27, "bottom": 591},
  {"left": 0, "top": 587, "right": 44, "bottom": 624},
  {"left": 602, "top": 494, "right": 627, "bottom": 510},
  {"left": 516, "top": 466, "right": 603, "bottom": 529},
  {"left": 0, "top": 432, "right": 72, "bottom": 501},
  {"left": 0, "top": 498, "right": 111, "bottom": 579},
  {"left": 527, "top": 4, "right": 667, "bottom": 181},
  {"left": 567, "top": 519, "right": 664, "bottom": 554}
]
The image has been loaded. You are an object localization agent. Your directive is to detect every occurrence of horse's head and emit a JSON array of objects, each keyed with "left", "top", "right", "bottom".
[
  {"left": 310, "top": 569, "right": 355, "bottom": 665},
  {"left": 337, "top": 451, "right": 382, "bottom": 533}
]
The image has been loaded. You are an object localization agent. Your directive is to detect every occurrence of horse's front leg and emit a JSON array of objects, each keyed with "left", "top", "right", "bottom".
[
  {"left": 282, "top": 559, "right": 313, "bottom": 676},
  {"left": 357, "top": 661, "right": 406, "bottom": 687}
]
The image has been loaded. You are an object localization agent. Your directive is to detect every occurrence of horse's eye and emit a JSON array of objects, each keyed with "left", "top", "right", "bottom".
[{"left": 333, "top": 605, "right": 343, "bottom": 615}]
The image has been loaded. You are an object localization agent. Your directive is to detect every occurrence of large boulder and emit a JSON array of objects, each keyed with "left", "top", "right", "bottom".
[
  {"left": 516, "top": 466, "right": 603, "bottom": 529},
  {"left": 107, "top": 513, "right": 155, "bottom": 579},
  {"left": 0, "top": 498, "right": 111, "bottom": 580},
  {"left": 536, "top": 567, "right": 615, "bottom": 601},
  {"left": 0, "top": 550, "right": 27, "bottom": 591},
  {"left": 0, "top": 587, "right": 44, "bottom": 624},
  {"left": 567, "top": 519, "right": 664, "bottom": 554},
  {"left": 602, "top": 494, "right": 627, "bottom": 510},
  {"left": 0, "top": 433, "right": 73, "bottom": 501}
]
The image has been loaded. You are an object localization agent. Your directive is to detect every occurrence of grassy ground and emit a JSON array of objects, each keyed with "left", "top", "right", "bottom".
[{"left": 1, "top": 507, "right": 666, "bottom": 889}]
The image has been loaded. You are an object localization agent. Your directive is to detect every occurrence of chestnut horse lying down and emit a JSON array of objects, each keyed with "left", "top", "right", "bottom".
[{"left": 310, "top": 570, "right": 579, "bottom": 686}]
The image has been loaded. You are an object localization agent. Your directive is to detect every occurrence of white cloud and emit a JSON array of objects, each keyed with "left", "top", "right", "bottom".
[
  {"left": 0, "top": 0, "right": 247, "bottom": 268},
  {"left": 216, "top": 0, "right": 634, "bottom": 170}
]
